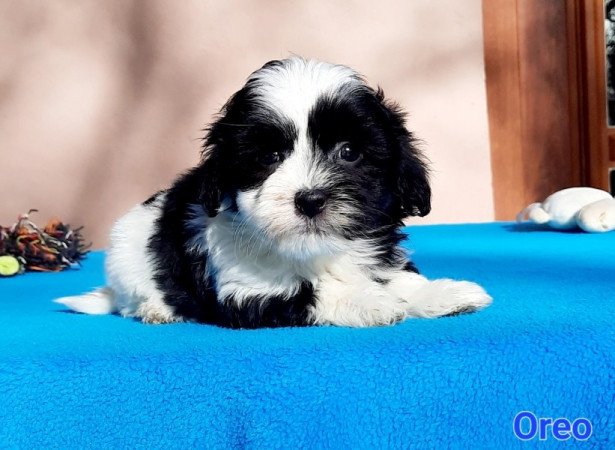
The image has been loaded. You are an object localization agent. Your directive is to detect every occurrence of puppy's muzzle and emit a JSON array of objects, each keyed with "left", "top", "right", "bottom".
[{"left": 294, "top": 189, "right": 327, "bottom": 218}]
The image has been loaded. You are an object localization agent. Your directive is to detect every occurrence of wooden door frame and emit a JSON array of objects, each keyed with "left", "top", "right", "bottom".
[
  {"left": 483, "top": 0, "right": 611, "bottom": 220},
  {"left": 574, "top": 0, "right": 611, "bottom": 189}
]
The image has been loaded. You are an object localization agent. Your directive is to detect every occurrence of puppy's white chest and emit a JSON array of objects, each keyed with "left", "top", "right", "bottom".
[
  {"left": 213, "top": 255, "right": 303, "bottom": 305},
  {"left": 202, "top": 216, "right": 304, "bottom": 304},
  {"left": 200, "top": 207, "right": 395, "bottom": 316}
]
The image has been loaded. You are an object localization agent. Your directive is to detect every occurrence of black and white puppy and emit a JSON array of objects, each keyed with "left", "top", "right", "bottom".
[{"left": 56, "top": 57, "right": 492, "bottom": 328}]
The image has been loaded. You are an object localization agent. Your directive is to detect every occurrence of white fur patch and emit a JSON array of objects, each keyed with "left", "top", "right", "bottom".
[
  {"left": 385, "top": 275, "right": 493, "bottom": 319},
  {"left": 249, "top": 57, "right": 362, "bottom": 127},
  {"left": 104, "top": 195, "right": 180, "bottom": 324},
  {"left": 311, "top": 268, "right": 492, "bottom": 327},
  {"left": 54, "top": 287, "right": 116, "bottom": 315}
]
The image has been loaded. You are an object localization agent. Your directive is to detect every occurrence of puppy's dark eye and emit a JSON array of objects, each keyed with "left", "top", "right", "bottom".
[
  {"left": 259, "top": 151, "right": 282, "bottom": 166},
  {"left": 338, "top": 143, "right": 361, "bottom": 163}
]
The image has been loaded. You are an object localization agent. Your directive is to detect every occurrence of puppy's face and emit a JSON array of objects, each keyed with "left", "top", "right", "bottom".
[{"left": 201, "top": 58, "right": 430, "bottom": 258}]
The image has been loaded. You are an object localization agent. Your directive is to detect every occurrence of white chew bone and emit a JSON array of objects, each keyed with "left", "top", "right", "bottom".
[
  {"left": 517, "top": 187, "right": 612, "bottom": 230},
  {"left": 576, "top": 197, "right": 615, "bottom": 233}
]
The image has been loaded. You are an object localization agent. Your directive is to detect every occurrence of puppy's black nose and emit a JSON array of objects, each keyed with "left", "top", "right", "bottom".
[{"left": 294, "top": 189, "right": 327, "bottom": 218}]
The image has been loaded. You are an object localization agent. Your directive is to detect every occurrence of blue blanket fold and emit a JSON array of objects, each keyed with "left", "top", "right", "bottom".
[{"left": 1, "top": 223, "right": 613, "bottom": 449}]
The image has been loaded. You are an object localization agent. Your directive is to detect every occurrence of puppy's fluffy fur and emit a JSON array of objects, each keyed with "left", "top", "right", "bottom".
[{"left": 56, "top": 57, "right": 492, "bottom": 328}]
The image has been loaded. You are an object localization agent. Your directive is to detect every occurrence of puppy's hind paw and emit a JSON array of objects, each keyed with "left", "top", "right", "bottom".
[{"left": 407, "top": 279, "right": 492, "bottom": 318}]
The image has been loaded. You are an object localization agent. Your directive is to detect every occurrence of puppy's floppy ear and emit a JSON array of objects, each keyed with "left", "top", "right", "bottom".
[
  {"left": 197, "top": 85, "right": 253, "bottom": 217},
  {"left": 198, "top": 145, "right": 225, "bottom": 217},
  {"left": 396, "top": 133, "right": 431, "bottom": 217},
  {"left": 375, "top": 88, "right": 431, "bottom": 217},
  {"left": 198, "top": 119, "right": 230, "bottom": 217}
]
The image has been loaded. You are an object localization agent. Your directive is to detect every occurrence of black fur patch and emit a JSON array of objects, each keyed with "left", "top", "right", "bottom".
[
  {"left": 147, "top": 167, "right": 218, "bottom": 323},
  {"left": 308, "top": 87, "right": 430, "bottom": 225},
  {"left": 203, "top": 86, "right": 298, "bottom": 206},
  {"left": 214, "top": 282, "right": 315, "bottom": 329}
]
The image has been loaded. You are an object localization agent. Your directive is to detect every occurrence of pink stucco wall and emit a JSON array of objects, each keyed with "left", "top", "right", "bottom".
[{"left": 0, "top": 0, "right": 493, "bottom": 248}]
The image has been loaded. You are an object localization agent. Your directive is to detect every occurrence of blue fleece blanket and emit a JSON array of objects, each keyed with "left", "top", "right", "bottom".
[{"left": 1, "top": 223, "right": 613, "bottom": 449}]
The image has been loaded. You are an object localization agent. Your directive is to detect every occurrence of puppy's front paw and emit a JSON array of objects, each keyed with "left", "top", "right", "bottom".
[{"left": 407, "top": 279, "right": 492, "bottom": 318}]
